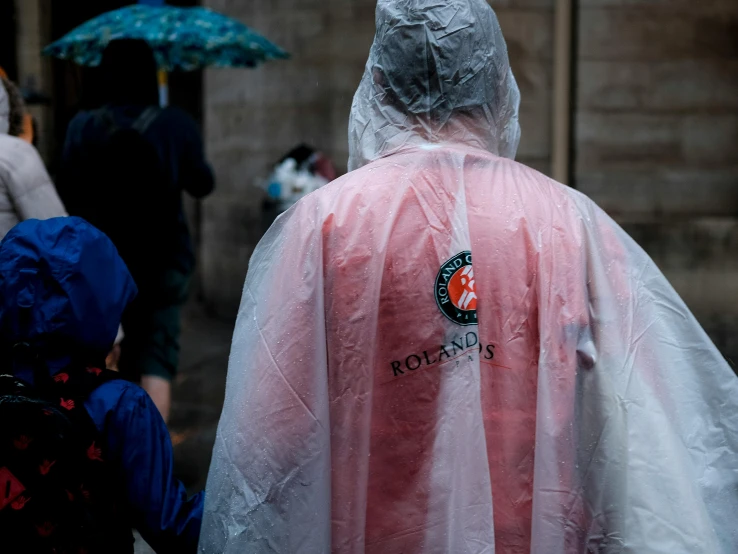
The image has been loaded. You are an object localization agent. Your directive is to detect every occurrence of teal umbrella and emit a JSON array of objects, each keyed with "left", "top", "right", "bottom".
[{"left": 43, "top": 5, "right": 289, "bottom": 71}]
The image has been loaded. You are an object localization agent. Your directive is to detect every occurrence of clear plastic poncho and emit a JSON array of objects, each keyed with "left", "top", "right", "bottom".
[{"left": 200, "top": 1, "right": 738, "bottom": 552}]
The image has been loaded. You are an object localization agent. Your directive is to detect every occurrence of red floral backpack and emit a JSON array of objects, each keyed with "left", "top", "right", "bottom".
[{"left": 0, "top": 367, "right": 133, "bottom": 554}]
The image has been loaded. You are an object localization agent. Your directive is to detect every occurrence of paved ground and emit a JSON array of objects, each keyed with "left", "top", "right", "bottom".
[
  {"left": 170, "top": 304, "right": 233, "bottom": 493},
  {"left": 135, "top": 303, "right": 234, "bottom": 553}
]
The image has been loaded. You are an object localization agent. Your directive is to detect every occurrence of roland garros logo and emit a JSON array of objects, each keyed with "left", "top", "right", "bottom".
[{"left": 435, "top": 251, "right": 478, "bottom": 326}]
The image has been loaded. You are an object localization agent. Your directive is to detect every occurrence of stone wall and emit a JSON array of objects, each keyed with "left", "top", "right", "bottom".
[
  {"left": 202, "top": 1, "right": 737, "bottom": 365},
  {"left": 575, "top": 0, "right": 738, "bottom": 362},
  {"left": 13, "top": 0, "right": 54, "bottom": 162},
  {"left": 494, "top": 0, "right": 555, "bottom": 175},
  {"left": 202, "top": 0, "right": 374, "bottom": 313},
  {"left": 201, "top": 0, "right": 556, "bottom": 314}
]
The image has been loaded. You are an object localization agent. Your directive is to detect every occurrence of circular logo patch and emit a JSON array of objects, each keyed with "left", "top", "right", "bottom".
[{"left": 434, "top": 251, "right": 478, "bottom": 326}]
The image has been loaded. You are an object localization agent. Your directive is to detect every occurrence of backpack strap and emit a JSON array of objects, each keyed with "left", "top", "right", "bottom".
[
  {"left": 132, "top": 106, "right": 160, "bottom": 135},
  {"left": 94, "top": 107, "right": 120, "bottom": 138},
  {"left": 94, "top": 106, "right": 160, "bottom": 138}
]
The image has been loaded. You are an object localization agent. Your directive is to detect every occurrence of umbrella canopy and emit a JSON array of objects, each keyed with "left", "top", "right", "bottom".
[{"left": 43, "top": 5, "right": 289, "bottom": 72}]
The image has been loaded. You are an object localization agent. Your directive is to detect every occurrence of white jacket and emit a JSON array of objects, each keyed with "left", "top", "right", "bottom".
[{"left": 0, "top": 80, "right": 66, "bottom": 239}]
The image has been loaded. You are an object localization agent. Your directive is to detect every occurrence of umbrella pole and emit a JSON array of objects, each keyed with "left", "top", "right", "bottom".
[{"left": 158, "top": 68, "right": 169, "bottom": 107}]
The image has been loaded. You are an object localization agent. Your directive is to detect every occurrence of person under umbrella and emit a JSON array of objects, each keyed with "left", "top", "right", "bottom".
[{"left": 56, "top": 40, "right": 214, "bottom": 422}]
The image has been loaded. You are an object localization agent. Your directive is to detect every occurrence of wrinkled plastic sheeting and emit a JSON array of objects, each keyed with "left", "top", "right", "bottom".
[
  {"left": 348, "top": 0, "right": 521, "bottom": 171},
  {"left": 200, "top": 0, "right": 738, "bottom": 551},
  {"left": 199, "top": 143, "right": 738, "bottom": 553}
]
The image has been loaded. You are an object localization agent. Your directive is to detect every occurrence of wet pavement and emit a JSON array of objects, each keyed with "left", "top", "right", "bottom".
[
  {"left": 170, "top": 304, "right": 233, "bottom": 493},
  {"left": 135, "top": 302, "right": 234, "bottom": 553}
]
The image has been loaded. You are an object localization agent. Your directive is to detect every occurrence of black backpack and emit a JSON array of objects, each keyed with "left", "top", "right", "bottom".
[
  {"left": 66, "top": 107, "right": 178, "bottom": 287},
  {"left": 0, "top": 366, "right": 133, "bottom": 554}
]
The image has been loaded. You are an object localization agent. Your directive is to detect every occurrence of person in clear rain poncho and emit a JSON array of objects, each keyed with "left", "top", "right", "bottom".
[{"left": 199, "top": 1, "right": 738, "bottom": 552}]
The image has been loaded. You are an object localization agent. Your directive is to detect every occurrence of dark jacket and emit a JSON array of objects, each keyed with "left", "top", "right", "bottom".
[
  {"left": 0, "top": 217, "right": 203, "bottom": 553},
  {"left": 58, "top": 105, "right": 214, "bottom": 278}
]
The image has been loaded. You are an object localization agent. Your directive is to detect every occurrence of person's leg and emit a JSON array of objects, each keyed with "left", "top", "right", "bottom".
[
  {"left": 121, "top": 302, "right": 181, "bottom": 423},
  {"left": 119, "top": 269, "right": 189, "bottom": 424}
]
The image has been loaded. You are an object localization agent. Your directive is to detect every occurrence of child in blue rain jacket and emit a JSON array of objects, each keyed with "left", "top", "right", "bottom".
[{"left": 0, "top": 217, "right": 202, "bottom": 553}]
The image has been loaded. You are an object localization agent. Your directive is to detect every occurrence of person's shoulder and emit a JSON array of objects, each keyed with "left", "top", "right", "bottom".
[
  {"left": 490, "top": 155, "right": 626, "bottom": 247},
  {"left": 67, "top": 110, "right": 98, "bottom": 130},
  {"left": 476, "top": 150, "right": 603, "bottom": 215},
  {"left": 64, "top": 110, "right": 101, "bottom": 143},
  {"left": 479, "top": 151, "right": 567, "bottom": 191},
  {"left": 94, "top": 377, "right": 147, "bottom": 395},
  {"left": 86, "top": 378, "right": 153, "bottom": 422},
  {"left": 0, "top": 134, "right": 44, "bottom": 171},
  {"left": 0, "top": 133, "right": 35, "bottom": 152},
  {"left": 157, "top": 106, "right": 198, "bottom": 128},
  {"left": 0, "top": 133, "right": 28, "bottom": 153},
  {"left": 145, "top": 107, "right": 200, "bottom": 144},
  {"left": 306, "top": 155, "right": 395, "bottom": 203},
  {"left": 159, "top": 105, "right": 191, "bottom": 119},
  {"left": 83, "top": 378, "right": 167, "bottom": 467}
]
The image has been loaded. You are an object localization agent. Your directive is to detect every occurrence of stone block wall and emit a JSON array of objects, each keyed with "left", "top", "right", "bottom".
[
  {"left": 494, "top": 0, "right": 555, "bottom": 174},
  {"left": 201, "top": 0, "right": 556, "bottom": 314},
  {"left": 13, "top": 0, "right": 54, "bottom": 162},
  {"left": 575, "top": 0, "right": 738, "bottom": 362},
  {"left": 202, "top": 0, "right": 736, "bottom": 366},
  {"left": 202, "top": 0, "right": 376, "bottom": 313}
]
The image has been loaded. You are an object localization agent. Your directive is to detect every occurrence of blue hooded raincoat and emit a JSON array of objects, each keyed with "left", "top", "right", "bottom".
[{"left": 0, "top": 217, "right": 203, "bottom": 553}]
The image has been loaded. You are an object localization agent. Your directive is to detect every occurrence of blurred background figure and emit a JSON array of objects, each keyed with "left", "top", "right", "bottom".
[
  {"left": 56, "top": 40, "right": 215, "bottom": 422},
  {"left": 262, "top": 144, "right": 336, "bottom": 214},
  {"left": 42, "top": 2, "right": 286, "bottom": 427},
  {"left": 0, "top": 72, "right": 66, "bottom": 240}
]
